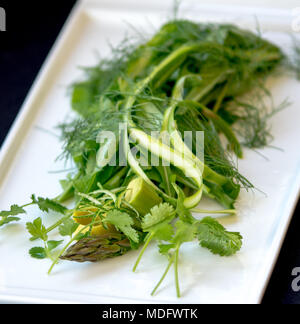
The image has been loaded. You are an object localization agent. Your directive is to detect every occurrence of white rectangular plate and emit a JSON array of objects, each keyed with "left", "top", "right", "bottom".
[{"left": 0, "top": 0, "right": 299, "bottom": 304}]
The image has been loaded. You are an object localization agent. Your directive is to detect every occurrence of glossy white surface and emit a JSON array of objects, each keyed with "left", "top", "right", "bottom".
[{"left": 0, "top": 0, "right": 299, "bottom": 304}]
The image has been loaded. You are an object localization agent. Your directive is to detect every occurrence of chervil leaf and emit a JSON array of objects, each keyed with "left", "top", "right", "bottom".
[
  {"left": 142, "top": 203, "right": 175, "bottom": 229},
  {"left": 31, "top": 195, "right": 66, "bottom": 214},
  {"left": 26, "top": 218, "right": 48, "bottom": 241},
  {"left": 105, "top": 210, "right": 139, "bottom": 243},
  {"left": 197, "top": 217, "right": 242, "bottom": 256},
  {"left": 58, "top": 219, "right": 79, "bottom": 237},
  {"left": 29, "top": 247, "right": 47, "bottom": 259}
]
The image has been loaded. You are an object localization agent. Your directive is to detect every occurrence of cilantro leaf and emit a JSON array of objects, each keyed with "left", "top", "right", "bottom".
[
  {"left": 172, "top": 182, "right": 194, "bottom": 223},
  {"left": 157, "top": 220, "right": 198, "bottom": 261},
  {"left": 158, "top": 243, "right": 175, "bottom": 256},
  {"left": 29, "top": 247, "right": 47, "bottom": 259},
  {"left": 142, "top": 203, "right": 175, "bottom": 229},
  {"left": 105, "top": 210, "right": 139, "bottom": 243},
  {"left": 142, "top": 203, "right": 175, "bottom": 242},
  {"left": 133, "top": 203, "right": 175, "bottom": 272},
  {"left": 58, "top": 219, "right": 79, "bottom": 237},
  {"left": 152, "top": 220, "right": 198, "bottom": 298},
  {"left": 73, "top": 173, "right": 98, "bottom": 194},
  {"left": 73, "top": 231, "right": 89, "bottom": 241},
  {"left": 29, "top": 240, "right": 63, "bottom": 260},
  {"left": 60, "top": 177, "right": 73, "bottom": 191},
  {"left": 47, "top": 240, "right": 64, "bottom": 251},
  {"left": 31, "top": 195, "right": 66, "bottom": 214},
  {"left": 26, "top": 217, "right": 48, "bottom": 241},
  {"left": 197, "top": 217, "right": 242, "bottom": 256},
  {"left": 146, "top": 222, "right": 174, "bottom": 241},
  {"left": 172, "top": 220, "right": 198, "bottom": 245}
]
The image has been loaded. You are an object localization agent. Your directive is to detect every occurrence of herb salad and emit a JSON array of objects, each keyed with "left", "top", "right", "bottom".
[{"left": 0, "top": 17, "right": 298, "bottom": 297}]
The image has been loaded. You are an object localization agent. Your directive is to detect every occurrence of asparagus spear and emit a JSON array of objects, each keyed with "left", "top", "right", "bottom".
[{"left": 60, "top": 233, "right": 131, "bottom": 262}]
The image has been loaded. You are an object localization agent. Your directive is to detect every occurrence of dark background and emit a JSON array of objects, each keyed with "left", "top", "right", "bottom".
[{"left": 0, "top": 0, "right": 299, "bottom": 304}]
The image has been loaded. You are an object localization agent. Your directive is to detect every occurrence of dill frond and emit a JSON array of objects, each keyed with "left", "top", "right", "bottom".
[
  {"left": 61, "top": 19, "right": 286, "bottom": 195},
  {"left": 289, "top": 37, "right": 300, "bottom": 80},
  {"left": 229, "top": 91, "right": 290, "bottom": 149}
]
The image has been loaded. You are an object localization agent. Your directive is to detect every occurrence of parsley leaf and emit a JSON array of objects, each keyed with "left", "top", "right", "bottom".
[
  {"left": 105, "top": 210, "right": 139, "bottom": 243},
  {"left": 197, "top": 217, "right": 242, "bottom": 256},
  {"left": 26, "top": 217, "right": 48, "bottom": 241},
  {"left": 31, "top": 195, "right": 66, "bottom": 214}
]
